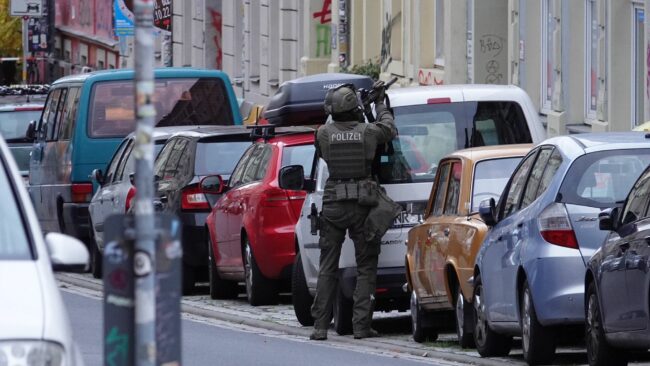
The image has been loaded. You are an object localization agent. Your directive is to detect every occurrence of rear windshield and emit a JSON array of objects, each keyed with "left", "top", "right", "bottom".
[
  {"left": 471, "top": 157, "right": 522, "bottom": 212},
  {"left": 195, "top": 140, "right": 251, "bottom": 176},
  {"left": 0, "top": 110, "right": 42, "bottom": 140},
  {"left": 282, "top": 144, "right": 316, "bottom": 177},
  {"left": 559, "top": 149, "right": 650, "bottom": 208},
  {"left": 88, "top": 78, "right": 234, "bottom": 138},
  {"left": 380, "top": 101, "right": 532, "bottom": 184}
]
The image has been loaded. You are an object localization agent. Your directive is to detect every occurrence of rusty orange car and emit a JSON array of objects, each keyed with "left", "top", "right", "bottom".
[{"left": 405, "top": 144, "right": 532, "bottom": 347}]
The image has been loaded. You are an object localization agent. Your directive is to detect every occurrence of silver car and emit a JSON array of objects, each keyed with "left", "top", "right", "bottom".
[
  {"left": 0, "top": 133, "right": 89, "bottom": 365},
  {"left": 474, "top": 132, "right": 650, "bottom": 364}
]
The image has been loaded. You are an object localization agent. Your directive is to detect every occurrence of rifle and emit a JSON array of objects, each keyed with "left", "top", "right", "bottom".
[{"left": 358, "top": 77, "right": 398, "bottom": 123}]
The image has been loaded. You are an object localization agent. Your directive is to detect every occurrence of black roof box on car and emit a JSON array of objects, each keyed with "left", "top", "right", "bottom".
[{"left": 263, "top": 73, "right": 373, "bottom": 126}]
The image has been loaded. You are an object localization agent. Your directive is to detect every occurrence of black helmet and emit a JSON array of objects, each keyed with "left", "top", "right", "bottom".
[{"left": 324, "top": 83, "right": 362, "bottom": 116}]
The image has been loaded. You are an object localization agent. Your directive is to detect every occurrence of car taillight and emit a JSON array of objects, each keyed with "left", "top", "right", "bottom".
[
  {"left": 125, "top": 186, "right": 136, "bottom": 213},
  {"left": 71, "top": 183, "right": 93, "bottom": 203},
  {"left": 181, "top": 185, "right": 210, "bottom": 211},
  {"left": 538, "top": 203, "right": 579, "bottom": 249},
  {"left": 261, "top": 187, "right": 290, "bottom": 207}
]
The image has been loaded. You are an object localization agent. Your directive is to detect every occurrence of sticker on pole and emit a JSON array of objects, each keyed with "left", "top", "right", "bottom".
[
  {"left": 11, "top": 0, "right": 43, "bottom": 17},
  {"left": 134, "top": 250, "right": 153, "bottom": 277}
]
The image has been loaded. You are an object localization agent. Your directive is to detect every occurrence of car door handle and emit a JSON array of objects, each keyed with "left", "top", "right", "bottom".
[
  {"left": 159, "top": 195, "right": 168, "bottom": 203},
  {"left": 620, "top": 242, "right": 630, "bottom": 252},
  {"left": 443, "top": 228, "right": 450, "bottom": 237},
  {"left": 516, "top": 222, "right": 524, "bottom": 228}
]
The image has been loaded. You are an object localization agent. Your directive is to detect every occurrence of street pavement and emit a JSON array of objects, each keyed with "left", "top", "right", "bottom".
[{"left": 57, "top": 273, "right": 650, "bottom": 366}]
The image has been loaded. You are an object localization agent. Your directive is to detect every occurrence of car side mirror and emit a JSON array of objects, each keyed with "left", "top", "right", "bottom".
[
  {"left": 45, "top": 232, "right": 89, "bottom": 273},
  {"left": 599, "top": 207, "right": 619, "bottom": 231},
  {"left": 91, "top": 168, "right": 104, "bottom": 185},
  {"left": 278, "top": 165, "right": 305, "bottom": 191},
  {"left": 200, "top": 175, "right": 225, "bottom": 194},
  {"left": 25, "top": 120, "right": 36, "bottom": 141},
  {"left": 479, "top": 198, "right": 498, "bottom": 226}
]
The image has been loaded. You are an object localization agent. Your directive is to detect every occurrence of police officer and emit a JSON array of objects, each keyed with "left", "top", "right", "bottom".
[{"left": 310, "top": 81, "right": 398, "bottom": 341}]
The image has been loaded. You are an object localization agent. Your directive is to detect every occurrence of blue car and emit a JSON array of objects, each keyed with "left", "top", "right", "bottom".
[
  {"left": 473, "top": 133, "right": 650, "bottom": 364},
  {"left": 585, "top": 163, "right": 650, "bottom": 366}
]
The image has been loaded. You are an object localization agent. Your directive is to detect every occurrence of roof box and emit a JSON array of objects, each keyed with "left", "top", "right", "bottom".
[{"left": 263, "top": 73, "right": 373, "bottom": 126}]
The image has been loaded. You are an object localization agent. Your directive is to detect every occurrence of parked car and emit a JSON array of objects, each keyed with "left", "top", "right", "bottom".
[
  {"left": 0, "top": 133, "right": 89, "bottom": 366},
  {"left": 88, "top": 126, "right": 190, "bottom": 278},
  {"left": 288, "top": 83, "right": 546, "bottom": 334},
  {"left": 473, "top": 132, "right": 650, "bottom": 364},
  {"left": 27, "top": 68, "right": 243, "bottom": 246},
  {"left": 0, "top": 102, "right": 43, "bottom": 178},
  {"left": 585, "top": 163, "right": 650, "bottom": 366},
  {"left": 202, "top": 126, "right": 315, "bottom": 305},
  {"left": 154, "top": 126, "right": 252, "bottom": 294},
  {"left": 405, "top": 145, "right": 530, "bottom": 346}
]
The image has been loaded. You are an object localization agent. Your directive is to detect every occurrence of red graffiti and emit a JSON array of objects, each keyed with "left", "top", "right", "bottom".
[
  {"left": 312, "top": 0, "right": 332, "bottom": 24},
  {"left": 418, "top": 69, "right": 444, "bottom": 86},
  {"left": 210, "top": 9, "right": 222, "bottom": 70}
]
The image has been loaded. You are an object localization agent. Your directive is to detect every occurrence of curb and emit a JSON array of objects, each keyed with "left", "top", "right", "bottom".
[{"left": 57, "top": 274, "right": 518, "bottom": 366}]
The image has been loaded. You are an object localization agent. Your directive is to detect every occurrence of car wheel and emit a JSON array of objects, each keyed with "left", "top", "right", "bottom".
[
  {"left": 208, "top": 237, "right": 238, "bottom": 300},
  {"left": 333, "top": 286, "right": 353, "bottom": 335},
  {"left": 455, "top": 288, "right": 474, "bottom": 348},
  {"left": 521, "top": 281, "right": 556, "bottom": 364},
  {"left": 473, "top": 274, "right": 512, "bottom": 357},
  {"left": 243, "top": 239, "right": 277, "bottom": 306},
  {"left": 586, "top": 282, "right": 627, "bottom": 366},
  {"left": 182, "top": 263, "right": 197, "bottom": 295},
  {"left": 411, "top": 290, "right": 438, "bottom": 343},
  {"left": 291, "top": 252, "right": 314, "bottom": 326},
  {"left": 89, "top": 226, "right": 102, "bottom": 279}
]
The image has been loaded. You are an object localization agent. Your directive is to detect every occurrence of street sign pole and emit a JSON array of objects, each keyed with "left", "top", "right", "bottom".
[
  {"left": 22, "top": 17, "right": 27, "bottom": 84},
  {"left": 133, "top": 0, "right": 156, "bottom": 365}
]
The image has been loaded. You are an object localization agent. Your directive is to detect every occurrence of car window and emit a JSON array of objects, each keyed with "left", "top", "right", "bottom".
[
  {"left": 0, "top": 109, "right": 42, "bottom": 140},
  {"left": 501, "top": 151, "right": 537, "bottom": 219},
  {"left": 0, "top": 158, "right": 31, "bottom": 260},
  {"left": 281, "top": 144, "right": 316, "bottom": 177},
  {"left": 88, "top": 77, "right": 235, "bottom": 138},
  {"left": 120, "top": 141, "right": 165, "bottom": 182},
  {"left": 115, "top": 141, "right": 134, "bottom": 183},
  {"left": 195, "top": 140, "right": 250, "bottom": 177},
  {"left": 58, "top": 87, "right": 80, "bottom": 140},
  {"left": 521, "top": 148, "right": 553, "bottom": 208},
  {"left": 241, "top": 144, "right": 266, "bottom": 184},
  {"left": 443, "top": 161, "right": 461, "bottom": 215},
  {"left": 621, "top": 169, "right": 650, "bottom": 225},
  {"left": 431, "top": 163, "right": 450, "bottom": 216},
  {"left": 536, "top": 149, "right": 562, "bottom": 199},
  {"left": 559, "top": 149, "right": 650, "bottom": 208},
  {"left": 154, "top": 140, "right": 177, "bottom": 178},
  {"left": 162, "top": 139, "right": 190, "bottom": 179},
  {"left": 253, "top": 145, "right": 273, "bottom": 181},
  {"left": 229, "top": 145, "right": 257, "bottom": 186},
  {"left": 41, "top": 88, "right": 62, "bottom": 141},
  {"left": 468, "top": 101, "right": 532, "bottom": 147},
  {"left": 52, "top": 88, "right": 68, "bottom": 139},
  {"left": 104, "top": 140, "right": 130, "bottom": 184},
  {"left": 471, "top": 157, "right": 522, "bottom": 212}
]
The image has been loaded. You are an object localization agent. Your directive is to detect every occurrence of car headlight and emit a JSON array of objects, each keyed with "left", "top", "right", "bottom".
[{"left": 0, "top": 341, "right": 64, "bottom": 366}]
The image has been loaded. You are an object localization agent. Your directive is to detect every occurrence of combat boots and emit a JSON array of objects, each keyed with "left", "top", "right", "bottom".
[
  {"left": 309, "top": 328, "right": 328, "bottom": 341},
  {"left": 353, "top": 328, "right": 379, "bottom": 339}
]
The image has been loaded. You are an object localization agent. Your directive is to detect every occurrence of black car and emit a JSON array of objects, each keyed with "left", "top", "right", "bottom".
[
  {"left": 153, "top": 126, "right": 252, "bottom": 294},
  {"left": 585, "top": 164, "right": 650, "bottom": 366}
]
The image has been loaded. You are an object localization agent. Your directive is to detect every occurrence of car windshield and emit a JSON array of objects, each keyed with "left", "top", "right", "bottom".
[
  {"left": 195, "top": 140, "right": 251, "bottom": 176},
  {"left": 88, "top": 78, "right": 234, "bottom": 138},
  {"left": 0, "top": 110, "right": 42, "bottom": 140},
  {"left": 560, "top": 149, "right": 650, "bottom": 208},
  {"left": 282, "top": 144, "right": 316, "bottom": 177},
  {"left": 380, "top": 101, "right": 532, "bottom": 184},
  {"left": 0, "top": 159, "right": 31, "bottom": 260},
  {"left": 471, "top": 157, "right": 522, "bottom": 212}
]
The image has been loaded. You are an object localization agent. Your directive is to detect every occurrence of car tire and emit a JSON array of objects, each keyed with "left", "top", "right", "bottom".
[
  {"left": 291, "top": 252, "right": 315, "bottom": 326},
  {"left": 90, "top": 229, "right": 102, "bottom": 279},
  {"left": 333, "top": 286, "right": 353, "bottom": 335},
  {"left": 411, "top": 290, "right": 438, "bottom": 343},
  {"left": 208, "top": 237, "right": 238, "bottom": 300},
  {"left": 473, "top": 274, "right": 512, "bottom": 357},
  {"left": 182, "top": 263, "right": 197, "bottom": 295},
  {"left": 521, "top": 281, "right": 556, "bottom": 365},
  {"left": 455, "top": 288, "right": 474, "bottom": 348},
  {"left": 244, "top": 239, "right": 278, "bottom": 306},
  {"left": 586, "top": 282, "right": 627, "bottom": 366}
]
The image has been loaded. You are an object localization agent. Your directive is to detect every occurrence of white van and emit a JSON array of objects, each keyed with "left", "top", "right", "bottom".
[{"left": 289, "top": 84, "right": 546, "bottom": 334}]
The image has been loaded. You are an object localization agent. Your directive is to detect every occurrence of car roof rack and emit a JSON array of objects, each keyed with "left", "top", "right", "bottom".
[{"left": 246, "top": 124, "right": 314, "bottom": 141}]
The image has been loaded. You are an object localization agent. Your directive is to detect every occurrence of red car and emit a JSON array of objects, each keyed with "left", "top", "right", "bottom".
[{"left": 204, "top": 126, "right": 315, "bottom": 305}]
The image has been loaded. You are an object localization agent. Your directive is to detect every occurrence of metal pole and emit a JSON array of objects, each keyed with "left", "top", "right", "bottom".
[
  {"left": 133, "top": 0, "right": 156, "bottom": 365},
  {"left": 22, "top": 18, "right": 28, "bottom": 84}
]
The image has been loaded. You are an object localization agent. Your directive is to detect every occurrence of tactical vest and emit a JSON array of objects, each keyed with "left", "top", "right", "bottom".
[{"left": 324, "top": 123, "right": 370, "bottom": 179}]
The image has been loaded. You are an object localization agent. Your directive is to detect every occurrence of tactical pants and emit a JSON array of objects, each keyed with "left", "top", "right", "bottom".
[{"left": 310, "top": 201, "right": 380, "bottom": 333}]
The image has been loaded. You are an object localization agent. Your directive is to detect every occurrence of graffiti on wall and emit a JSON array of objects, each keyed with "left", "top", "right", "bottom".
[
  {"left": 312, "top": 0, "right": 331, "bottom": 58},
  {"left": 478, "top": 34, "right": 505, "bottom": 84},
  {"left": 210, "top": 9, "right": 223, "bottom": 70},
  {"left": 418, "top": 69, "right": 444, "bottom": 86},
  {"left": 380, "top": 5, "right": 400, "bottom": 72}
]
